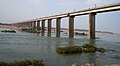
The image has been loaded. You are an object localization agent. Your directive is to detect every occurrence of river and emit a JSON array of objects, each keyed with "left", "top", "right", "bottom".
[{"left": 0, "top": 29, "right": 120, "bottom": 66}]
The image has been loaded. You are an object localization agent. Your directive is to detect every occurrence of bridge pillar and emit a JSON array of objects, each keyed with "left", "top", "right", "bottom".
[
  {"left": 69, "top": 16, "right": 74, "bottom": 38},
  {"left": 37, "top": 20, "right": 40, "bottom": 31},
  {"left": 28, "top": 22, "right": 31, "bottom": 27},
  {"left": 41, "top": 20, "right": 45, "bottom": 36},
  {"left": 26, "top": 22, "right": 29, "bottom": 27},
  {"left": 48, "top": 19, "right": 52, "bottom": 36},
  {"left": 89, "top": 13, "right": 96, "bottom": 39},
  {"left": 56, "top": 18, "right": 61, "bottom": 37},
  {"left": 30, "top": 22, "right": 32, "bottom": 28},
  {"left": 33, "top": 21, "right": 36, "bottom": 31}
]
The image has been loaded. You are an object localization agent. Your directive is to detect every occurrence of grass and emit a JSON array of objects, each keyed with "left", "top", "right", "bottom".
[
  {"left": 0, "top": 60, "right": 44, "bottom": 66},
  {"left": 56, "top": 44, "right": 105, "bottom": 54}
]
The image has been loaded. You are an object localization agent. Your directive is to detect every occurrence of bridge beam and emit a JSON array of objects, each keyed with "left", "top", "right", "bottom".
[
  {"left": 68, "top": 16, "right": 74, "bottom": 38},
  {"left": 37, "top": 20, "right": 40, "bottom": 31},
  {"left": 56, "top": 18, "right": 61, "bottom": 37},
  {"left": 48, "top": 19, "right": 52, "bottom": 36},
  {"left": 41, "top": 20, "right": 45, "bottom": 36},
  {"left": 89, "top": 13, "right": 96, "bottom": 39}
]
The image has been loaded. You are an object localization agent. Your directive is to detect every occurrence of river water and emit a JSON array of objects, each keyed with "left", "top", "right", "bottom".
[{"left": 0, "top": 29, "right": 120, "bottom": 66}]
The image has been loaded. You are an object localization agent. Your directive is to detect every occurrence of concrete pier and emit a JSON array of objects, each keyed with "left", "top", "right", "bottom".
[
  {"left": 89, "top": 13, "right": 96, "bottom": 39},
  {"left": 33, "top": 21, "right": 36, "bottom": 31},
  {"left": 41, "top": 20, "right": 45, "bottom": 36},
  {"left": 56, "top": 18, "right": 61, "bottom": 37},
  {"left": 37, "top": 20, "right": 40, "bottom": 31},
  {"left": 48, "top": 19, "right": 52, "bottom": 36},
  {"left": 30, "top": 22, "right": 32, "bottom": 28},
  {"left": 69, "top": 16, "right": 74, "bottom": 38}
]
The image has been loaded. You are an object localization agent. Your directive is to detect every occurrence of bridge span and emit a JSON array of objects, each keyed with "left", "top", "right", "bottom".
[{"left": 13, "top": 3, "right": 120, "bottom": 39}]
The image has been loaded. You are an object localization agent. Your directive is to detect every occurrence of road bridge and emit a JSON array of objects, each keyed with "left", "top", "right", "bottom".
[{"left": 13, "top": 3, "right": 120, "bottom": 39}]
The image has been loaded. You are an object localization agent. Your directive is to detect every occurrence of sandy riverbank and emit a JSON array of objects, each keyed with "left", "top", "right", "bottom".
[{"left": 1, "top": 25, "right": 120, "bottom": 37}]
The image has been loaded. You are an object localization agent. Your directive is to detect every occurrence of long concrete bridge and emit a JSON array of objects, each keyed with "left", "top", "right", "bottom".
[{"left": 13, "top": 3, "right": 120, "bottom": 39}]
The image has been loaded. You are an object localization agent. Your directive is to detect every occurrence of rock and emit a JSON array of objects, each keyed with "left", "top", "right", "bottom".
[
  {"left": 97, "top": 48, "right": 105, "bottom": 53},
  {"left": 72, "top": 63, "right": 79, "bottom": 66},
  {"left": 82, "top": 63, "right": 95, "bottom": 66}
]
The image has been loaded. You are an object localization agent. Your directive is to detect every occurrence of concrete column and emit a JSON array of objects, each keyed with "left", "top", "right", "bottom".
[
  {"left": 27, "top": 22, "right": 29, "bottom": 27},
  {"left": 68, "top": 16, "right": 74, "bottom": 38},
  {"left": 37, "top": 20, "right": 40, "bottom": 31},
  {"left": 33, "top": 21, "right": 36, "bottom": 31},
  {"left": 41, "top": 20, "right": 45, "bottom": 36},
  {"left": 30, "top": 22, "right": 32, "bottom": 28},
  {"left": 48, "top": 19, "right": 52, "bottom": 36},
  {"left": 28, "top": 22, "right": 31, "bottom": 27},
  {"left": 89, "top": 13, "right": 96, "bottom": 39},
  {"left": 56, "top": 18, "right": 61, "bottom": 37}
]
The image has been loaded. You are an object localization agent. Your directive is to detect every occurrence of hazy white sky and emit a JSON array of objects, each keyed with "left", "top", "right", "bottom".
[{"left": 0, "top": 0, "right": 120, "bottom": 33}]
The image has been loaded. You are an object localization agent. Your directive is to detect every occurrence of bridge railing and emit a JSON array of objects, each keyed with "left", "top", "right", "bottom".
[{"left": 91, "top": 2, "right": 120, "bottom": 9}]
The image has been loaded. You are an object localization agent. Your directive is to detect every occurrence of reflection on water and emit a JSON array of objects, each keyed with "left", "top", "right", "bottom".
[{"left": 0, "top": 31, "right": 120, "bottom": 66}]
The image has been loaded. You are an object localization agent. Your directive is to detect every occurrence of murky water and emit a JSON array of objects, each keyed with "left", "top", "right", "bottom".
[{"left": 0, "top": 29, "right": 120, "bottom": 66}]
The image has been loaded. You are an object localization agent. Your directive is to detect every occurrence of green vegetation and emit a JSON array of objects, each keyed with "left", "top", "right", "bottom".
[
  {"left": 82, "top": 44, "right": 96, "bottom": 53},
  {"left": 56, "top": 44, "right": 105, "bottom": 54},
  {"left": 56, "top": 46, "right": 82, "bottom": 54},
  {"left": 0, "top": 60, "right": 44, "bottom": 66}
]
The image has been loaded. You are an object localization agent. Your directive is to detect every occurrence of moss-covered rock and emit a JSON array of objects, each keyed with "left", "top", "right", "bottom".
[
  {"left": 56, "top": 46, "right": 82, "bottom": 54},
  {"left": 56, "top": 44, "right": 105, "bottom": 54},
  {"left": 82, "top": 47, "right": 96, "bottom": 53},
  {"left": 82, "top": 44, "right": 96, "bottom": 48},
  {"left": 0, "top": 60, "right": 44, "bottom": 66},
  {"left": 0, "top": 61, "right": 8, "bottom": 66},
  {"left": 97, "top": 48, "right": 105, "bottom": 53},
  {"left": 31, "top": 60, "right": 44, "bottom": 66},
  {"left": 14, "top": 60, "right": 31, "bottom": 66},
  {"left": 82, "top": 44, "right": 97, "bottom": 53}
]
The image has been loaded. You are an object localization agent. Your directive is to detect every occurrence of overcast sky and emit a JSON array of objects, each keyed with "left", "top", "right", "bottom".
[{"left": 0, "top": 0, "right": 120, "bottom": 33}]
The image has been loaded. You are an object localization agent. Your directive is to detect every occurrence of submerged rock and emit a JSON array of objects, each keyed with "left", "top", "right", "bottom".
[
  {"left": 1, "top": 30, "right": 16, "bottom": 33},
  {"left": 97, "top": 48, "right": 105, "bottom": 53}
]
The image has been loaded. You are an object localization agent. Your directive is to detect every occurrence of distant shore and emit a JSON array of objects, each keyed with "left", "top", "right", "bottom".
[{"left": 0, "top": 25, "right": 120, "bottom": 36}]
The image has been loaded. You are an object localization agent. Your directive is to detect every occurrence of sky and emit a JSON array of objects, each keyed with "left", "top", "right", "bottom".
[{"left": 0, "top": 0, "right": 120, "bottom": 33}]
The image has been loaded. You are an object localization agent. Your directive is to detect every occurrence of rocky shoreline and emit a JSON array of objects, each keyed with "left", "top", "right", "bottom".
[{"left": 72, "top": 63, "right": 120, "bottom": 66}]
